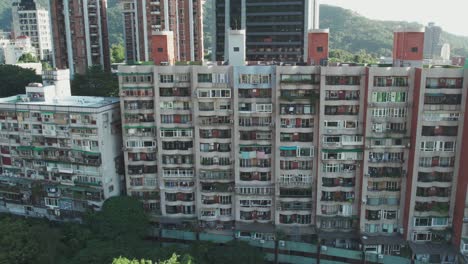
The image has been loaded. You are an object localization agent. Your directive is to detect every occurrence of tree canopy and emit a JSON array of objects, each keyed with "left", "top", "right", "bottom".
[
  {"left": 0, "top": 196, "right": 267, "bottom": 264},
  {"left": 71, "top": 65, "right": 119, "bottom": 97},
  {"left": 0, "top": 64, "right": 41, "bottom": 97},
  {"left": 18, "top": 53, "right": 38, "bottom": 63},
  {"left": 111, "top": 44, "right": 125, "bottom": 63}
]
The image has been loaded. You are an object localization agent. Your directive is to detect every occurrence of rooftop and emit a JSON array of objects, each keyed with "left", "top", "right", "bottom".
[{"left": 0, "top": 94, "right": 120, "bottom": 108}]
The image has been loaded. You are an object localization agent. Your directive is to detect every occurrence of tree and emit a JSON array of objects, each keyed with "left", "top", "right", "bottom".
[
  {"left": 18, "top": 53, "right": 38, "bottom": 63},
  {"left": 85, "top": 196, "right": 149, "bottom": 241},
  {"left": 111, "top": 44, "right": 125, "bottom": 63},
  {"left": 0, "top": 64, "right": 41, "bottom": 97},
  {"left": 71, "top": 65, "right": 119, "bottom": 97}
]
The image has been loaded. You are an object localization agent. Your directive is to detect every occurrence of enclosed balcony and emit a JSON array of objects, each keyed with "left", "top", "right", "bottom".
[
  {"left": 416, "top": 187, "right": 450, "bottom": 198},
  {"left": 324, "top": 105, "right": 359, "bottom": 115},
  {"left": 421, "top": 126, "right": 458, "bottom": 137},
  {"left": 322, "top": 177, "right": 355, "bottom": 188},
  {"left": 238, "top": 88, "right": 271, "bottom": 98},
  {"left": 424, "top": 94, "right": 461, "bottom": 105},
  {"left": 202, "top": 195, "right": 232, "bottom": 205},
  {"left": 321, "top": 191, "right": 355, "bottom": 202},
  {"left": 280, "top": 104, "right": 314, "bottom": 115},
  {"left": 426, "top": 78, "right": 463, "bottom": 89},
  {"left": 279, "top": 214, "right": 312, "bottom": 225},
  {"left": 201, "top": 182, "right": 233, "bottom": 193},
  {"left": 367, "top": 167, "right": 403, "bottom": 178},
  {"left": 199, "top": 170, "right": 232, "bottom": 181},
  {"left": 165, "top": 192, "right": 194, "bottom": 202},
  {"left": 159, "top": 87, "right": 190, "bottom": 97},
  {"left": 414, "top": 202, "right": 449, "bottom": 214},
  {"left": 162, "top": 141, "right": 193, "bottom": 151},
  {"left": 240, "top": 210, "right": 271, "bottom": 221},
  {"left": 280, "top": 74, "right": 320, "bottom": 85},
  {"left": 280, "top": 90, "right": 317, "bottom": 101},
  {"left": 374, "top": 76, "right": 409, "bottom": 87},
  {"left": 325, "top": 90, "right": 360, "bottom": 101},
  {"left": 200, "top": 129, "right": 231, "bottom": 139},
  {"left": 280, "top": 118, "right": 313, "bottom": 128},
  {"left": 418, "top": 172, "right": 452, "bottom": 183},
  {"left": 369, "top": 152, "right": 404, "bottom": 163},
  {"left": 165, "top": 205, "right": 195, "bottom": 215},
  {"left": 128, "top": 165, "right": 157, "bottom": 175},
  {"left": 127, "top": 152, "right": 157, "bottom": 162},
  {"left": 199, "top": 116, "right": 232, "bottom": 126},
  {"left": 240, "top": 171, "right": 271, "bottom": 181},
  {"left": 325, "top": 76, "right": 360, "bottom": 86},
  {"left": 124, "top": 101, "right": 154, "bottom": 111},
  {"left": 280, "top": 188, "right": 312, "bottom": 198},
  {"left": 279, "top": 132, "right": 313, "bottom": 142},
  {"left": 367, "top": 181, "right": 401, "bottom": 192},
  {"left": 280, "top": 201, "right": 313, "bottom": 211}
]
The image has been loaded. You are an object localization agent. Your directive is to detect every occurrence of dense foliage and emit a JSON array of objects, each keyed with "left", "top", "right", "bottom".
[
  {"left": 0, "top": 196, "right": 265, "bottom": 264},
  {"left": 0, "top": 64, "right": 41, "bottom": 97},
  {"left": 18, "top": 53, "right": 38, "bottom": 63},
  {"left": 71, "top": 65, "right": 119, "bottom": 97}
]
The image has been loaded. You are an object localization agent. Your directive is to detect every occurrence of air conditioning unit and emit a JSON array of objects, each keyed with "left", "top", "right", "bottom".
[
  {"left": 378, "top": 254, "right": 384, "bottom": 259},
  {"left": 260, "top": 240, "right": 265, "bottom": 244},
  {"left": 320, "top": 246, "right": 327, "bottom": 251},
  {"left": 279, "top": 240, "right": 285, "bottom": 247}
]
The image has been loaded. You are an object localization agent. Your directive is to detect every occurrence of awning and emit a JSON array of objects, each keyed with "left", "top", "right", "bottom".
[{"left": 280, "top": 146, "right": 297, "bottom": 151}]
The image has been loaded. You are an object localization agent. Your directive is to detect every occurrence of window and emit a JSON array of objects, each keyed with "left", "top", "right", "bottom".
[
  {"left": 414, "top": 217, "right": 431, "bottom": 227},
  {"left": 234, "top": 47, "right": 240, "bottom": 52},
  {"left": 411, "top": 47, "right": 418, "bottom": 52},
  {"left": 157, "top": 48, "right": 163, "bottom": 52},
  {"left": 256, "top": 104, "right": 272, "bottom": 113},
  {"left": 317, "top": 46, "right": 323, "bottom": 52},
  {"left": 160, "top": 74, "right": 174, "bottom": 83},
  {"left": 198, "top": 74, "right": 212, "bottom": 83}
]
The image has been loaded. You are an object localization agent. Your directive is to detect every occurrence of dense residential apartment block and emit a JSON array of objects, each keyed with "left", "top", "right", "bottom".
[
  {"left": 118, "top": 62, "right": 468, "bottom": 262},
  {"left": 11, "top": 0, "right": 53, "bottom": 62},
  {"left": 119, "top": 0, "right": 204, "bottom": 64},
  {"left": 49, "top": 0, "right": 110, "bottom": 74},
  {"left": 0, "top": 70, "right": 122, "bottom": 220},
  {"left": 213, "top": 0, "right": 320, "bottom": 63}
]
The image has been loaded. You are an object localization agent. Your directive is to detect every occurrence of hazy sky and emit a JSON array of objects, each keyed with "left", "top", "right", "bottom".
[{"left": 321, "top": 0, "right": 468, "bottom": 37}]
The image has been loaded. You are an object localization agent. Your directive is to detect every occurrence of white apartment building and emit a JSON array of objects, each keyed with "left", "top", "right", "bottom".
[
  {"left": 0, "top": 70, "right": 122, "bottom": 220},
  {"left": 12, "top": 0, "right": 52, "bottom": 62}
]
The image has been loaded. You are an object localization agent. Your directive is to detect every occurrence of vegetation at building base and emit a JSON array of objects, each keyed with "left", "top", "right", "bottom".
[
  {"left": 0, "top": 64, "right": 41, "bottom": 97},
  {"left": 71, "top": 65, "right": 119, "bottom": 97},
  {"left": 0, "top": 196, "right": 265, "bottom": 264}
]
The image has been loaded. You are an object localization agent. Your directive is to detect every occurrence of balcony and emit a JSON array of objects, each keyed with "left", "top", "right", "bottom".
[
  {"left": 416, "top": 187, "right": 450, "bottom": 198},
  {"left": 280, "top": 74, "right": 320, "bottom": 85},
  {"left": 414, "top": 202, "right": 449, "bottom": 215},
  {"left": 279, "top": 90, "right": 318, "bottom": 102},
  {"left": 324, "top": 105, "right": 359, "bottom": 115},
  {"left": 279, "top": 188, "right": 312, "bottom": 198},
  {"left": 367, "top": 167, "right": 403, "bottom": 178},
  {"left": 165, "top": 193, "right": 194, "bottom": 202},
  {"left": 322, "top": 178, "right": 355, "bottom": 188},
  {"left": 325, "top": 90, "right": 360, "bottom": 101},
  {"left": 418, "top": 172, "right": 452, "bottom": 183},
  {"left": 238, "top": 89, "right": 271, "bottom": 98},
  {"left": 326, "top": 76, "right": 360, "bottom": 86},
  {"left": 279, "top": 201, "right": 313, "bottom": 211},
  {"left": 240, "top": 172, "right": 271, "bottom": 182},
  {"left": 201, "top": 183, "right": 233, "bottom": 193},
  {"left": 426, "top": 78, "right": 462, "bottom": 89},
  {"left": 321, "top": 191, "right": 355, "bottom": 203},
  {"left": 374, "top": 76, "right": 409, "bottom": 87},
  {"left": 280, "top": 104, "right": 314, "bottom": 115},
  {"left": 421, "top": 126, "right": 458, "bottom": 137}
]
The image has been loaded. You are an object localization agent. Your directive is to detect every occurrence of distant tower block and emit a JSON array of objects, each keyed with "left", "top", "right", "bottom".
[
  {"left": 393, "top": 27, "right": 425, "bottom": 67},
  {"left": 307, "top": 29, "right": 329, "bottom": 66},
  {"left": 151, "top": 31, "right": 175, "bottom": 65}
]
